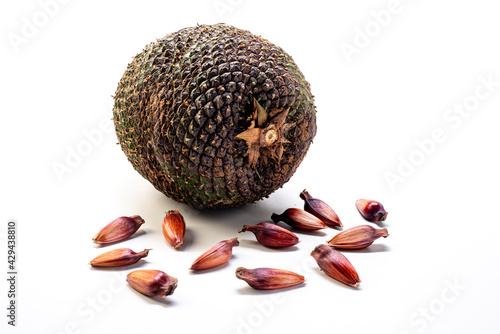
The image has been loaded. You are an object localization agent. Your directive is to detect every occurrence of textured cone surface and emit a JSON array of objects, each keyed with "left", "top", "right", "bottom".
[{"left": 113, "top": 24, "right": 317, "bottom": 208}]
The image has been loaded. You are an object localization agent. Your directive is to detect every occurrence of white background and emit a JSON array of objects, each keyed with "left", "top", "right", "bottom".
[{"left": 1, "top": 0, "right": 500, "bottom": 333}]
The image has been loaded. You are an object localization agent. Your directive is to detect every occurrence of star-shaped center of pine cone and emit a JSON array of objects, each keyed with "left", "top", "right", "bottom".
[{"left": 236, "top": 99, "right": 294, "bottom": 167}]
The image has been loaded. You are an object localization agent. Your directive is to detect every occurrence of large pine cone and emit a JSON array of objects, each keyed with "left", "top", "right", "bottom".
[{"left": 113, "top": 24, "right": 317, "bottom": 209}]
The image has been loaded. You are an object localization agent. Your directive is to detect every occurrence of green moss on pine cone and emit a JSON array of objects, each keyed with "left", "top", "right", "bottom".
[{"left": 113, "top": 24, "right": 317, "bottom": 209}]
